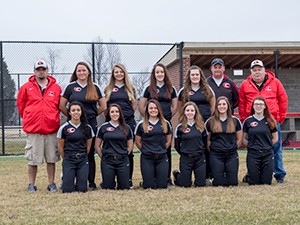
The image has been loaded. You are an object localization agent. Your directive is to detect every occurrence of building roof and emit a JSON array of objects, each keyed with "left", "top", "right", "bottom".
[{"left": 158, "top": 41, "right": 300, "bottom": 69}]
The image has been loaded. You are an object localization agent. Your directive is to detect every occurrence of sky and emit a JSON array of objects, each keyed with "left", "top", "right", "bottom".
[{"left": 1, "top": 0, "right": 300, "bottom": 43}]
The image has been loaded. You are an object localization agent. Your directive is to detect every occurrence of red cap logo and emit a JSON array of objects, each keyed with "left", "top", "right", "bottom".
[
  {"left": 148, "top": 125, "right": 153, "bottom": 132},
  {"left": 112, "top": 87, "right": 119, "bottom": 92},
  {"left": 67, "top": 128, "right": 76, "bottom": 133},
  {"left": 106, "top": 127, "right": 115, "bottom": 132},
  {"left": 183, "top": 128, "right": 191, "bottom": 133},
  {"left": 222, "top": 82, "right": 231, "bottom": 89},
  {"left": 74, "top": 87, "right": 82, "bottom": 92},
  {"left": 250, "top": 122, "right": 258, "bottom": 127}
]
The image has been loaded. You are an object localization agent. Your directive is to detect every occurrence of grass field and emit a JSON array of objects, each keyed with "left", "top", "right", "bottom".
[{"left": 0, "top": 151, "right": 300, "bottom": 225}]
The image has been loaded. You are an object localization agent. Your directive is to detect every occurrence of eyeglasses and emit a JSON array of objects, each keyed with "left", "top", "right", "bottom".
[{"left": 254, "top": 103, "right": 265, "bottom": 106}]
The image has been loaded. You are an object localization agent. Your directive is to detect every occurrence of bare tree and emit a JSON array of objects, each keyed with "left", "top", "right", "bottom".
[
  {"left": 46, "top": 47, "right": 60, "bottom": 75},
  {"left": 46, "top": 47, "right": 67, "bottom": 87},
  {"left": 85, "top": 36, "right": 122, "bottom": 89},
  {"left": 106, "top": 39, "right": 122, "bottom": 70},
  {"left": 131, "top": 67, "right": 150, "bottom": 99}
]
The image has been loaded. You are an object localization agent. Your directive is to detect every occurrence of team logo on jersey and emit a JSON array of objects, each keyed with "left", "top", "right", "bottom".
[
  {"left": 183, "top": 128, "right": 191, "bottom": 133},
  {"left": 48, "top": 91, "right": 54, "bottom": 96},
  {"left": 250, "top": 122, "right": 258, "bottom": 127},
  {"left": 74, "top": 87, "right": 82, "bottom": 92},
  {"left": 266, "top": 86, "right": 272, "bottom": 91},
  {"left": 148, "top": 125, "right": 153, "bottom": 132},
  {"left": 156, "top": 89, "right": 160, "bottom": 93},
  {"left": 222, "top": 82, "right": 231, "bottom": 89},
  {"left": 112, "top": 87, "right": 119, "bottom": 92},
  {"left": 189, "top": 91, "right": 195, "bottom": 96},
  {"left": 106, "top": 127, "right": 115, "bottom": 132},
  {"left": 67, "top": 127, "right": 76, "bottom": 133}
]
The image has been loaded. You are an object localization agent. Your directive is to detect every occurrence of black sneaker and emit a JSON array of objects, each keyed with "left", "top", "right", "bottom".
[
  {"left": 172, "top": 170, "right": 179, "bottom": 185},
  {"left": 28, "top": 183, "right": 37, "bottom": 193},
  {"left": 47, "top": 183, "right": 58, "bottom": 192},
  {"left": 276, "top": 178, "right": 285, "bottom": 184},
  {"left": 242, "top": 174, "right": 249, "bottom": 183},
  {"left": 139, "top": 181, "right": 143, "bottom": 188},
  {"left": 89, "top": 182, "right": 97, "bottom": 190},
  {"left": 129, "top": 179, "right": 133, "bottom": 189},
  {"left": 167, "top": 178, "right": 174, "bottom": 187}
]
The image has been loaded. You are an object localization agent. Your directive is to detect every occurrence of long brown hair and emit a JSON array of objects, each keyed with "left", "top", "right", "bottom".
[
  {"left": 104, "top": 64, "right": 136, "bottom": 102},
  {"left": 209, "top": 96, "right": 236, "bottom": 133},
  {"left": 105, "top": 103, "right": 128, "bottom": 135},
  {"left": 179, "top": 101, "right": 204, "bottom": 132},
  {"left": 250, "top": 96, "right": 276, "bottom": 130},
  {"left": 142, "top": 99, "right": 168, "bottom": 133},
  {"left": 149, "top": 63, "right": 173, "bottom": 100},
  {"left": 182, "top": 65, "right": 214, "bottom": 107},
  {"left": 70, "top": 62, "right": 99, "bottom": 101}
]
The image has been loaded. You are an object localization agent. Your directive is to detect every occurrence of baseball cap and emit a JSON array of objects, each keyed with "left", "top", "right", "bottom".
[
  {"left": 34, "top": 60, "right": 48, "bottom": 69},
  {"left": 211, "top": 58, "right": 224, "bottom": 66},
  {"left": 250, "top": 59, "right": 264, "bottom": 68}
]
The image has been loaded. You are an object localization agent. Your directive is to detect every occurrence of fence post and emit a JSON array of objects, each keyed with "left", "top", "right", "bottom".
[
  {"left": 274, "top": 49, "right": 279, "bottom": 78},
  {"left": 18, "top": 73, "right": 21, "bottom": 137},
  {"left": 178, "top": 42, "right": 184, "bottom": 88},
  {"left": 92, "top": 43, "right": 95, "bottom": 83},
  {"left": 0, "top": 42, "right": 5, "bottom": 155}
]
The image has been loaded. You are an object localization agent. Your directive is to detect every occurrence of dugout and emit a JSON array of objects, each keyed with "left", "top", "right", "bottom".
[{"left": 158, "top": 41, "right": 300, "bottom": 142}]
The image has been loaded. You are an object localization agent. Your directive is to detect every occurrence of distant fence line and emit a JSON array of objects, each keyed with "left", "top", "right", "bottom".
[{"left": 0, "top": 41, "right": 181, "bottom": 155}]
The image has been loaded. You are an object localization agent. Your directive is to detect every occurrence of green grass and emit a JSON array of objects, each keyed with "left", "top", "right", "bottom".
[{"left": 0, "top": 151, "right": 300, "bottom": 224}]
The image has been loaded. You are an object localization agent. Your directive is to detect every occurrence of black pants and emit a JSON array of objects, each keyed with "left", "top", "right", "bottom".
[
  {"left": 62, "top": 154, "right": 89, "bottom": 193},
  {"left": 175, "top": 153, "right": 206, "bottom": 187},
  {"left": 210, "top": 150, "right": 239, "bottom": 186},
  {"left": 202, "top": 133, "right": 212, "bottom": 179},
  {"left": 101, "top": 155, "right": 130, "bottom": 190},
  {"left": 88, "top": 118, "right": 97, "bottom": 185},
  {"left": 167, "top": 145, "right": 172, "bottom": 180},
  {"left": 140, "top": 153, "right": 168, "bottom": 189},
  {"left": 127, "top": 118, "right": 136, "bottom": 182},
  {"left": 247, "top": 149, "right": 274, "bottom": 185}
]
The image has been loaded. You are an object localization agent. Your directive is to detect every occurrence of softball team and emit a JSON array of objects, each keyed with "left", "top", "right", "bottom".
[{"left": 53, "top": 61, "right": 283, "bottom": 192}]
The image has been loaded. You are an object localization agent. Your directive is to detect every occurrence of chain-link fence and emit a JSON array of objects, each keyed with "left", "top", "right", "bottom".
[{"left": 0, "top": 41, "right": 179, "bottom": 155}]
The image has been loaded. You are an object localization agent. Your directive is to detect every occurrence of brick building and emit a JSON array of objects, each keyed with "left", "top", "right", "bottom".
[{"left": 158, "top": 42, "right": 300, "bottom": 142}]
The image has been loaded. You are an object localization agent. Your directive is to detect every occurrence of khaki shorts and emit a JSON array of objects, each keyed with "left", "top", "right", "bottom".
[{"left": 24, "top": 133, "right": 60, "bottom": 165}]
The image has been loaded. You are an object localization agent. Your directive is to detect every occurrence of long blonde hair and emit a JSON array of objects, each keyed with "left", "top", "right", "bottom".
[
  {"left": 179, "top": 101, "right": 205, "bottom": 132},
  {"left": 210, "top": 96, "right": 236, "bottom": 133},
  {"left": 104, "top": 64, "right": 136, "bottom": 102},
  {"left": 182, "top": 65, "right": 214, "bottom": 108},
  {"left": 142, "top": 99, "right": 168, "bottom": 134}
]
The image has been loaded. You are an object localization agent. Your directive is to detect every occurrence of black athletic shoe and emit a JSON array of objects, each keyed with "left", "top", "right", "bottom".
[
  {"left": 172, "top": 170, "right": 179, "bottom": 185},
  {"left": 28, "top": 183, "right": 37, "bottom": 193},
  {"left": 89, "top": 182, "right": 97, "bottom": 190},
  {"left": 276, "top": 178, "right": 285, "bottom": 184},
  {"left": 242, "top": 174, "right": 249, "bottom": 183},
  {"left": 129, "top": 179, "right": 133, "bottom": 189}
]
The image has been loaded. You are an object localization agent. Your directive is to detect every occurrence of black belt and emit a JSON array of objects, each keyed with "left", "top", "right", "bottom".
[
  {"left": 65, "top": 152, "right": 87, "bottom": 159},
  {"left": 144, "top": 153, "right": 166, "bottom": 158},
  {"left": 182, "top": 153, "right": 202, "bottom": 158},
  {"left": 104, "top": 155, "right": 127, "bottom": 160}
]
